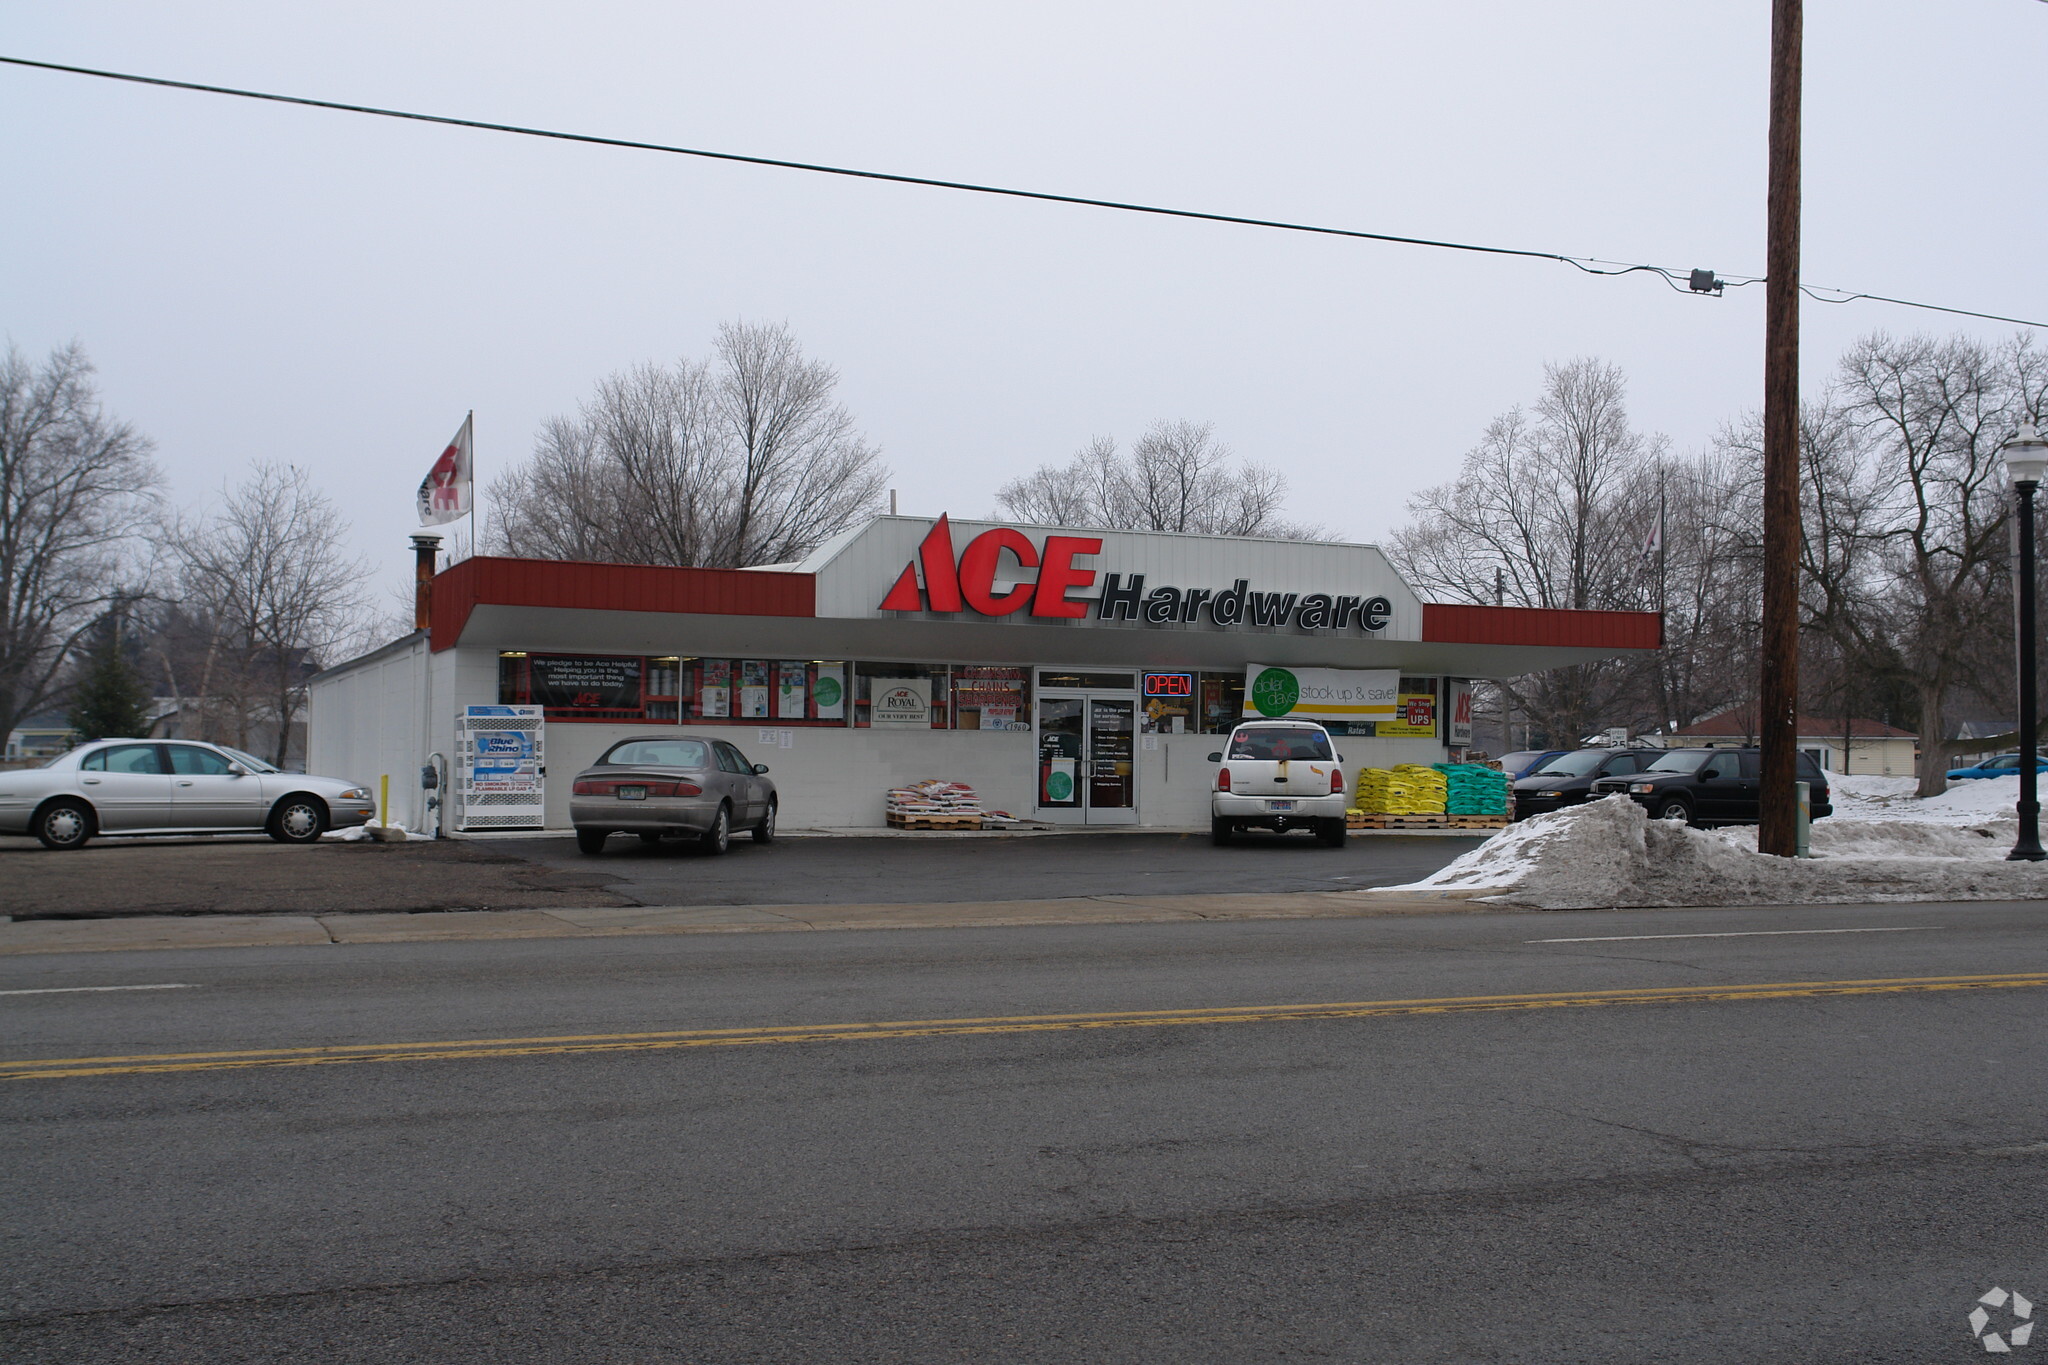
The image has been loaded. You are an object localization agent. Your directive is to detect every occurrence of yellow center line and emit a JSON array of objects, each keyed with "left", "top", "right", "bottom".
[{"left": 5, "top": 972, "right": 2045, "bottom": 1081}]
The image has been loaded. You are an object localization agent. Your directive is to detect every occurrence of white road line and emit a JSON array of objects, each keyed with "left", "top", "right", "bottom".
[
  {"left": 0, "top": 984, "right": 200, "bottom": 997},
  {"left": 1528, "top": 928, "right": 1934, "bottom": 943}
]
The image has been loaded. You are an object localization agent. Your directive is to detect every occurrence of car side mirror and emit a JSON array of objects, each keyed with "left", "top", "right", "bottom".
[
  {"left": 1207, "top": 752, "right": 1223, "bottom": 763},
  {"left": 226, "top": 762, "right": 248, "bottom": 776},
  {"left": 753, "top": 764, "right": 771, "bottom": 775}
]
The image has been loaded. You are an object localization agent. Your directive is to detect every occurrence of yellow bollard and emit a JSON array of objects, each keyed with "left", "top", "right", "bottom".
[{"left": 379, "top": 774, "right": 389, "bottom": 827}]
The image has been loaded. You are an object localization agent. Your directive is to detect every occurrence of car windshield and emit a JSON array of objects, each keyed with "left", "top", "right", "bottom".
[
  {"left": 1532, "top": 750, "right": 1611, "bottom": 777},
  {"left": 219, "top": 746, "right": 279, "bottom": 773},
  {"left": 605, "top": 738, "right": 712, "bottom": 768},
  {"left": 1228, "top": 728, "right": 1334, "bottom": 761},
  {"left": 1644, "top": 750, "right": 1712, "bottom": 773}
]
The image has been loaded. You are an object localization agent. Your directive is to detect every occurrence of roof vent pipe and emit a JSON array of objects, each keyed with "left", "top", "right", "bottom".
[{"left": 411, "top": 533, "right": 442, "bottom": 632}]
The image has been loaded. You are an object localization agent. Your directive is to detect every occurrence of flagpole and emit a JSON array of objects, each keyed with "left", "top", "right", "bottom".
[{"left": 466, "top": 409, "right": 476, "bottom": 562}]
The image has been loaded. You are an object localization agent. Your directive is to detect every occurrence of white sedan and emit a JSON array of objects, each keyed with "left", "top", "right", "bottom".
[{"left": 0, "top": 739, "right": 378, "bottom": 849}]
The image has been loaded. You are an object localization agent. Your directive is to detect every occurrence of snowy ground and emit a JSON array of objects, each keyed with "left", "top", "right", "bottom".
[{"left": 1389, "top": 775, "right": 2048, "bottom": 910}]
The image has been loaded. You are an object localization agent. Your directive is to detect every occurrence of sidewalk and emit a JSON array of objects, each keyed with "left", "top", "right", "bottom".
[{"left": 0, "top": 889, "right": 1499, "bottom": 956}]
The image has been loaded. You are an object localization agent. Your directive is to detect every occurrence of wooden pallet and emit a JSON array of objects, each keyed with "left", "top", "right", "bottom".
[
  {"left": 886, "top": 812, "right": 985, "bottom": 830},
  {"left": 1348, "top": 812, "right": 1508, "bottom": 830}
]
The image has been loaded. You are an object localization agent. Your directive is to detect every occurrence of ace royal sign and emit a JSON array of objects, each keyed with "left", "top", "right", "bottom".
[{"left": 878, "top": 516, "right": 1394, "bottom": 635}]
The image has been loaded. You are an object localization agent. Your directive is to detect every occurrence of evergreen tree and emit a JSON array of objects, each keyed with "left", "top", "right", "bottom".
[{"left": 66, "top": 612, "right": 152, "bottom": 743}]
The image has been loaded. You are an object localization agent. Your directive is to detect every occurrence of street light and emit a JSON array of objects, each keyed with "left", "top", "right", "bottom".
[{"left": 2003, "top": 422, "right": 2048, "bottom": 862}]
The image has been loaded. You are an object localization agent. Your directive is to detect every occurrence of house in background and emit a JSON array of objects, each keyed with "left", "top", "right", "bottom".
[
  {"left": 1643, "top": 707, "right": 1918, "bottom": 776},
  {"left": 4, "top": 712, "right": 77, "bottom": 762}
]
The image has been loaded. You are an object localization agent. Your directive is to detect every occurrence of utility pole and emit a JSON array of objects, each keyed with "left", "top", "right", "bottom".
[{"left": 1758, "top": 0, "right": 1803, "bottom": 857}]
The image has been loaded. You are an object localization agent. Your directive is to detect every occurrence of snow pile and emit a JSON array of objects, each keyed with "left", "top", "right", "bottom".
[
  {"left": 1394, "top": 795, "right": 2048, "bottom": 909},
  {"left": 325, "top": 823, "right": 432, "bottom": 842},
  {"left": 1829, "top": 772, "right": 2028, "bottom": 824}
]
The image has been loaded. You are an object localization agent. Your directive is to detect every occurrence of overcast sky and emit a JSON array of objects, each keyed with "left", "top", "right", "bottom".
[{"left": 4, "top": 1, "right": 2043, "bottom": 608}]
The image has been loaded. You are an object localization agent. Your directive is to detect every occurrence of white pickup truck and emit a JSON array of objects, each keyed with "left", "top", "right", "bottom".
[{"left": 1207, "top": 720, "right": 1348, "bottom": 847}]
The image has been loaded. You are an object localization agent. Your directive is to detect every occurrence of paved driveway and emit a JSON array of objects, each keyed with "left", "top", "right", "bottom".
[{"left": 516, "top": 830, "right": 1488, "bottom": 906}]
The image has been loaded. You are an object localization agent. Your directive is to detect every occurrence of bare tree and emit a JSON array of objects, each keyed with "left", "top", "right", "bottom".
[
  {"left": 174, "top": 464, "right": 371, "bottom": 767},
  {"left": 1834, "top": 332, "right": 2046, "bottom": 792},
  {"left": 491, "top": 322, "right": 887, "bottom": 568},
  {"left": 1392, "top": 359, "right": 1674, "bottom": 743},
  {"left": 0, "top": 342, "right": 160, "bottom": 744},
  {"left": 996, "top": 421, "right": 1322, "bottom": 538}
]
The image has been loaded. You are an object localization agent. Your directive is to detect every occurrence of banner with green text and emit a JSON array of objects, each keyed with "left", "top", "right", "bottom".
[{"left": 1241, "top": 665, "right": 1400, "bottom": 722}]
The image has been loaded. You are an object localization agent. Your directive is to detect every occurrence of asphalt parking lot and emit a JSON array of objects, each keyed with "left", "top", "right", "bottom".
[
  {"left": 517, "top": 829, "right": 1490, "bottom": 906},
  {"left": 0, "top": 829, "right": 1486, "bottom": 917}
]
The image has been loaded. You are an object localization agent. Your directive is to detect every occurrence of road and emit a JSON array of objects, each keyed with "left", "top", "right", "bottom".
[
  {"left": 521, "top": 829, "right": 1492, "bottom": 904},
  {"left": 3, "top": 900, "right": 2045, "bottom": 1362}
]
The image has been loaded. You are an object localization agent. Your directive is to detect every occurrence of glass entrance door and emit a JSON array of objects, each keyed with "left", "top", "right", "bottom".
[{"left": 1035, "top": 693, "right": 1138, "bottom": 824}]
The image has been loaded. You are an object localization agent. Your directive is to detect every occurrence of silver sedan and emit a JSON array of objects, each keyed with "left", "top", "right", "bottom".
[
  {"left": 0, "top": 739, "right": 378, "bottom": 849},
  {"left": 569, "top": 734, "right": 777, "bottom": 855}
]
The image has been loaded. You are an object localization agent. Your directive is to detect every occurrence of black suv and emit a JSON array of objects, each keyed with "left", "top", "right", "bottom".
[
  {"left": 1590, "top": 747, "right": 1831, "bottom": 826},
  {"left": 1512, "top": 748, "right": 1665, "bottom": 821}
]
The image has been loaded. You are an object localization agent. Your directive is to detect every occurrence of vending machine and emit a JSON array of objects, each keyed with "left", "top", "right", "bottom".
[{"left": 456, "top": 704, "right": 546, "bottom": 830}]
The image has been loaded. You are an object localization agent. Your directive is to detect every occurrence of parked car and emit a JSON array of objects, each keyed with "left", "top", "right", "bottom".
[
  {"left": 0, "top": 739, "right": 376, "bottom": 850},
  {"left": 1589, "top": 747, "right": 1831, "bottom": 826},
  {"left": 1512, "top": 748, "right": 1665, "bottom": 820},
  {"left": 1207, "top": 720, "right": 1348, "bottom": 846},
  {"left": 570, "top": 734, "right": 777, "bottom": 855},
  {"left": 1495, "top": 749, "right": 1569, "bottom": 780},
  {"left": 1947, "top": 753, "right": 2048, "bottom": 780}
]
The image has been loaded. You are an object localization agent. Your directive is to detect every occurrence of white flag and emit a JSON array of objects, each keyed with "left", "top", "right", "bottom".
[
  {"left": 1642, "top": 516, "right": 1663, "bottom": 557},
  {"left": 417, "top": 413, "right": 473, "bottom": 526}
]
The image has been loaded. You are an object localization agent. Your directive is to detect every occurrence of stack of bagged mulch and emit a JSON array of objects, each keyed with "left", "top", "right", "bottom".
[
  {"left": 1354, "top": 766, "right": 1447, "bottom": 815},
  {"left": 885, "top": 779, "right": 987, "bottom": 822},
  {"left": 1434, "top": 763, "right": 1510, "bottom": 816}
]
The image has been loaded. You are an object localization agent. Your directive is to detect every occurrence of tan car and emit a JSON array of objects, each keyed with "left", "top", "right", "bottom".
[{"left": 569, "top": 734, "right": 777, "bottom": 855}]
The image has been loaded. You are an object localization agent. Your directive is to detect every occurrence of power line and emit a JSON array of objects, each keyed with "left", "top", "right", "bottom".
[{"left": 3, "top": 53, "right": 2041, "bottom": 331}]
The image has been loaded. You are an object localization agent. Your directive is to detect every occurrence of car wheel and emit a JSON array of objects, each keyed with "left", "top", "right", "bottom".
[
  {"left": 35, "top": 799, "right": 95, "bottom": 850},
  {"left": 1316, "top": 817, "right": 1348, "bottom": 847},
  {"left": 700, "top": 804, "right": 731, "bottom": 856},
  {"left": 577, "top": 828, "right": 610, "bottom": 854},
  {"left": 1651, "top": 798, "right": 1692, "bottom": 825},
  {"left": 752, "top": 800, "right": 777, "bottom": 844},
  {"left": 1210, "top": 815, "right": 1233, "bottom": 846},
  {"left": 267, "top": 796, "right": 328, "bottom": 844}
]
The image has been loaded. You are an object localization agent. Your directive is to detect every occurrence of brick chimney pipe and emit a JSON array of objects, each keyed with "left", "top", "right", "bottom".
[{"left": 411, "top": 534, "right": 442, "bottom": 632}]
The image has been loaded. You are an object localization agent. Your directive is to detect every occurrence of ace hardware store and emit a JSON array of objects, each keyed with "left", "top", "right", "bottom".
[{"left": 308, "top": 516, "right": 1661, "bottom": 832}]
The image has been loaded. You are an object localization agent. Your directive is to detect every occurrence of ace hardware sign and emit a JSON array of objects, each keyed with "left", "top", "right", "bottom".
[{"left": 879, "top": 516, "right": 1394, "bottom": 635}]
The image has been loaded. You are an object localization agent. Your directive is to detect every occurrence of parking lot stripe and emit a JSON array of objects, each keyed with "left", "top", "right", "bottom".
[
  {"left": 0, "top": 984, "right": 200, "bottom": 997},
  {"left": 1529, "top": 928, "right": 1934, "bottom": 943},
  {"left": 4, "top": 973, "right": 2046, "bottom": 1082}
]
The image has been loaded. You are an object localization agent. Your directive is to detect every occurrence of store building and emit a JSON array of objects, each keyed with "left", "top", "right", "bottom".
[{"left": 308, "top": 515, "right": 1662, "bottom": 832}]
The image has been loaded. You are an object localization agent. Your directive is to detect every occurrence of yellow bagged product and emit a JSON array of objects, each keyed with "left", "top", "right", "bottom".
[{"left": 1355, "top": 767, "right": 1441, "bottom": 815}]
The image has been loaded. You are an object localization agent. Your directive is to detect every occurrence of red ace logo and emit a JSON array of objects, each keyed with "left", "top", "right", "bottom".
[{"left": 879, "top": 516, "right": 1103, "bottom": 619}]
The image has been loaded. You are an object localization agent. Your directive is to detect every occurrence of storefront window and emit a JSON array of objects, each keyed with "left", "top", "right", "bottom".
[
  {"left": 680, "top": 658, "right": 846, "bottom": 726},
  {"left": 498, "top": 653, "right": 847, "bottom": 725},
  {"left": 1038, "top": 670, "right": 1136, "bottom": 691},
  {"left": 1199, "top": 672, "right": 1245, "bottom": 733},
  {"left": 850, "top": 663, "right": 1031, "bottom": 729},
  {"left": 854, "top": 663, "right": 946, "bottom": 729},
  {"left": 1140, "top": 671, "right": 1196, "bottom": 734},
  {"left": 953, "top": 666, "right": 1030, "bottom": 731},
  {"left": 497, "top": 653, "right": 648, "bottom": 720}
]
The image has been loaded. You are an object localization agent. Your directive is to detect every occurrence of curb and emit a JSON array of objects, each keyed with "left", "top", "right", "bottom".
[{"left": 0, "top": 891, "right": 1504, "bottom": 957}]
